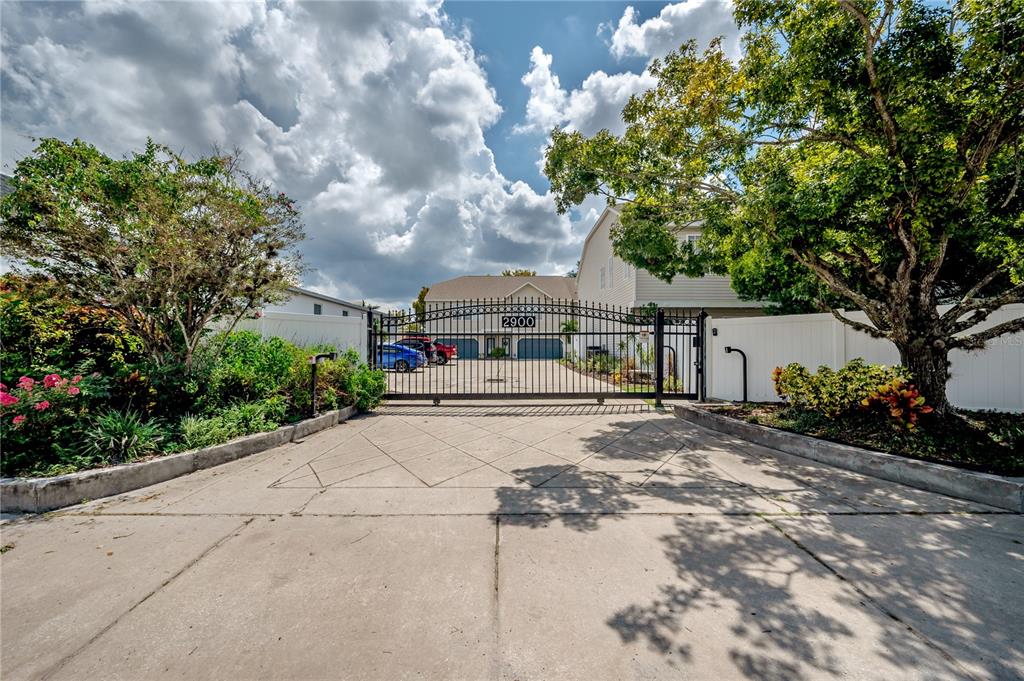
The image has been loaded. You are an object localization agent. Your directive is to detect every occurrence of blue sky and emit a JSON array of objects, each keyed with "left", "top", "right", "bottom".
[
  {"left": 446, "top": 1, "right": 655, "bottom": 192},
  {"left": 0, "top": 0, "right": 739, "bottom": 306}
]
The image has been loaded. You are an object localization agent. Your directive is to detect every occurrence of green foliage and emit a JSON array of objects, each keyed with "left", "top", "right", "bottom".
[
  {"left": 0, "top": 317, "right": 386, "bottom": 476},
  {"left": 200, "top": 331, "right": 295, "bottom": 409},
  {"left": 545, "top": 0, "right": 1024, "bottom": 410},
  {"left": 772, "top": 359, "right": 910, "bottom": 418},
  {"left": 412, "top": 286, "right": 429, "bottom": 325},
  {"left": 501, "top": 269, "right": 538, "bottom": 276},
  {"left": 0, "top": 372, "right": 110, "bottom": 477},
  {"left": 0, "top": 275, "right": 146, "bottom": 384},
  {"left": 488, "top": 347, "right": 507, "bottom": 358},
  {"left": 0, "top": 137, "right": 305, "bottom": 370},
  {"left": 343, "top": 349, "right": 387, "bottom": 411},
  {"left": 83, "top": 410, "right": 165, "bottom": 464},
  {"left": 178, "top": 397, "right": 287, "bottom": 451}
]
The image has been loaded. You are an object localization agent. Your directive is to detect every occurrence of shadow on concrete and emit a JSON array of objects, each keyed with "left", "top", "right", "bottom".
[
  {"left": 490, "top": 416, "right": 1024, "bottom": 679},
  {"left": 379, "top": 403, "right": 655, "bottom": 418}
]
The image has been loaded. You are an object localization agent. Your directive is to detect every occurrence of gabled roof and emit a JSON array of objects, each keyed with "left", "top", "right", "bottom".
[
  {"left": 425, "top": 275, "right": 577, "bottom": 301},
  {"left": 287, "top": 286, "right": 368, "bottom": 311}
]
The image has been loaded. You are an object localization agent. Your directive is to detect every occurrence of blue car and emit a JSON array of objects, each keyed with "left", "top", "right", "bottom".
[{"left": 376, "top": 343, "right": 425, "bottom": 372}]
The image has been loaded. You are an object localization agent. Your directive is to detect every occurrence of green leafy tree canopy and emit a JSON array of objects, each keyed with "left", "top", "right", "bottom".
[
  {"left": 1, "top": 138, "right": 305, "bottom": 370},
  {"left": 546, "top": 0, "right": 1023, "bottom": 411}
]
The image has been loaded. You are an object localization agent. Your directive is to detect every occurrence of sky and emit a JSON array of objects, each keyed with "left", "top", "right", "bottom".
[{"left": 0, "top": 0, "right": 739, "bottom": 308}]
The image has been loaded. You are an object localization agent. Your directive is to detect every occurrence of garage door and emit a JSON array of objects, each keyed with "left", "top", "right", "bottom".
[
  {"left": 517, "top": 338, "right": 563, "bottom": 360},
  {"left": 437, "top": 338, "right": 478, "bottom": 359}
]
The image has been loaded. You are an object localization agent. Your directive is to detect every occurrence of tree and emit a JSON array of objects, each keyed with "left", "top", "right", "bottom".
[
  {"left": 412, "top": 286, "right": 429, "bottom": 323},
  {"left": 501, "top": 268, "right": 537, "bottom": 276},
  {"left": 566, "top": 260, "right": 580, "bottom": 278},
  {"left": 546, "top": 0, "right": 1024, "bottom": 413},
  {"left": 1, "top": 138, "right": 304, "bottom": 370}
]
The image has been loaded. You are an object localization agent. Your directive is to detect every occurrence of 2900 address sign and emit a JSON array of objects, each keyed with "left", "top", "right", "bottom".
[{"left": 501, "top": 316, "right": 536, "bottom": 328}]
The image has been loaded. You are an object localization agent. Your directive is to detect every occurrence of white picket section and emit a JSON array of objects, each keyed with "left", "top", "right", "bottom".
[
  {"left": 706, "top": 304, "right": 1024, "bottom": 412},
  {"left": 232, "top": 312, "right": 367, "bottom": 357}
]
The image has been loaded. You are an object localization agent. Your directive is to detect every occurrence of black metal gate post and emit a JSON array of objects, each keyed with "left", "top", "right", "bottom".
[
  {"left": 698, "top": 309, "right": 708, "bottom": 402},
  {"left": 366, "top": 308, "right": 375, "bottom": 367},
  {"left": 654, "top": 306, "right": 665, "bottom": 407}
]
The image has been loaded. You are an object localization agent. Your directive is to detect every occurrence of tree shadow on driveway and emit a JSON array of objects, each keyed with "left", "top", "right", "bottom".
[{"left": 490, "top": 416, "right": 1024, "bottom": 680}]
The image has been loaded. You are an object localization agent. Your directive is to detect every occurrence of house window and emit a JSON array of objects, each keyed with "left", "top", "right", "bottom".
[
  {"left": 686, "top": 234, "right": 700, "bottom": 252},
  {"left": 342, "top": 310, "right": 349, "bottom": 317},
  {"left": 623, "top": 262, "right": 631, "bottom": 280},
  {"left": 313, "top": 303, "right": 322, "bottom": 315},
  {"left": 607, "top": 257, "right": 614, "bottom": 288},
  {"left": 599, "top": 267, "right": 606, "bottom": 289}
]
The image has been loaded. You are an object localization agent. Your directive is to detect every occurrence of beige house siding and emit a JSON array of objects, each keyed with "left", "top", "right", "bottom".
[
  {"left": 575, "top": 208, "right": 636, "bottom": 307},
  {"left": 578, "top": 208, "right": 764, "bottom": 314},
  {"left": 422, "top": 277, "right": 576, "bottom": 359}
]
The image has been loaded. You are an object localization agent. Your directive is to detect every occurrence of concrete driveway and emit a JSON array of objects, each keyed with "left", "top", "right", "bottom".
[
  {"left": 386, "top": 359, "right": 626, "bottom": 396},
  {"left": 2, "top": 402, "right": 1022, "bottom": 680}
]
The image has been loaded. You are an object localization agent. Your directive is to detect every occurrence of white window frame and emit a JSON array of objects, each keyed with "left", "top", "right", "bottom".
[
  {"left": 599, "top": 267, "right": 606, "bottom": 290},
  {"left": 607, "top": 257, "right": 614, "bottom": 288},
  {"left": 686, "top": 234, "right": 700, "bottom": 252}
]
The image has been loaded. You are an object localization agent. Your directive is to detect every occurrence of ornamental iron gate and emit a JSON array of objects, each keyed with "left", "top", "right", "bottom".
[{"left": 368, "top": 299, "right": 704, "bottom": 404}]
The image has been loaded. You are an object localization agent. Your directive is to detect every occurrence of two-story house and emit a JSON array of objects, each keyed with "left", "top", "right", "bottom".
[
  {"left": 575, "top": 206, "right": 764, "bottom": 317},
  {"left": 423, "top": 275, "right": 577, "bottom": 359}
]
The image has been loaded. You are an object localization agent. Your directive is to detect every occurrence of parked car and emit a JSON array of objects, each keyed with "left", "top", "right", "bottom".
[
  {"left": 400, "top": 336, "right": 458, "bottom": 363},
  {"left": 395, "top": 339, "right": 439, "bottom": 364},
  {"left": 376, "top": 343, "right": 425, "bottom": 372}
]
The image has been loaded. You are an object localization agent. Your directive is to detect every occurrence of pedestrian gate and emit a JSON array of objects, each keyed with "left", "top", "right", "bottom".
[{"left": 368, "top": 299, "right": 704, "bottom": 404}]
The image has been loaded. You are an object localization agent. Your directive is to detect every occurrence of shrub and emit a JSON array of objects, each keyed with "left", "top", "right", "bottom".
[
  {"left": 488, "top": 347, "right": 507, "bottom": 358},
  {"left": 0, "top": 274, "right": 146, "bottom": 383},
  {"left": 199, "top": 331, "right": 295, "bottom": 409},
  {"left": 0, "top": 372, "right": 109, "bottom": 476},
  {"left": 772, "top": 359, "right": 910, "bottom": 418},
  {"left": 341, "top": 349, "right": 387, "bottom": 411},
  {"left": 83, "top": 410, "right": 166, "bottom": 464},
  {"left": 862, "top": 378, "right": 934, "bottom": 430},
  {"left": 177, "top": 397, "right": 287, "bottom": 450}
]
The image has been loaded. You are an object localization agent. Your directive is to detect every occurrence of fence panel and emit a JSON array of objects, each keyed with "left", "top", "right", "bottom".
[
  {"left": 233, "top": 312, "right": 367, "bottom": 357},
  {"left": 707, "top": 304, "right": 1023, "bottom": 412}
]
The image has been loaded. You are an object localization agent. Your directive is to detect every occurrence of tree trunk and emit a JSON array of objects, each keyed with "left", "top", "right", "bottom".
[{"left": 897, "top": 339, "right": 951, "bottom": 415}]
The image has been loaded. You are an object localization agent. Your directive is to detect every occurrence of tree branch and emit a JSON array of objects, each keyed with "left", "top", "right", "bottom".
[{"left": 952, "top": 315, "right": 1024, "bottom": 350}]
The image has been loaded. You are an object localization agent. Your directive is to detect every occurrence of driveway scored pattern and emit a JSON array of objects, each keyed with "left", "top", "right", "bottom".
[{"left": 2, "top": 402, "right": 1021, "bottom": 681}]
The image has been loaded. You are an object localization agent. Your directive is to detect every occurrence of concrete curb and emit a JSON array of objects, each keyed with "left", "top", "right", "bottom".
[
  {"left": 0, "top": 405, "right": 358, "bottom": 514},
  {"left": 674, "top": 404, "right": 1024, "bottom": 513}
]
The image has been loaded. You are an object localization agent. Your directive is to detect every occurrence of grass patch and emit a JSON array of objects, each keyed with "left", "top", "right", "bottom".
[{"left": 706, "top": 403, "right": 1024, "bottom": 477}]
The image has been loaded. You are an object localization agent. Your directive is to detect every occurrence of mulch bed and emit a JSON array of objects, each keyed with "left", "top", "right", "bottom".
[{"left": 704, "top": 403, "right": 1024, "bottom": 477}]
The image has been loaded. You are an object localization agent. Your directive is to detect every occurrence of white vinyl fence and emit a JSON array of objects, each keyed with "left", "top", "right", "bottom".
[
  {"left": 706, "top": 304, "right": 1024, "bottom": 412},
  {"left": 233, "top": 312, "right": 367, "bottom": 358}
]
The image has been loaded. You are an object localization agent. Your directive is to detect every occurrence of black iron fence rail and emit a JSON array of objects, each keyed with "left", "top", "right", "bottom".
[{"left": 368, "top": 299, "right": 704, "bottom": 405}]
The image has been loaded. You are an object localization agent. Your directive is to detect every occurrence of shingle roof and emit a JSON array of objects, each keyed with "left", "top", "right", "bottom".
[{"left": 425, "top": 275, "right": 577, "bottom": 301}]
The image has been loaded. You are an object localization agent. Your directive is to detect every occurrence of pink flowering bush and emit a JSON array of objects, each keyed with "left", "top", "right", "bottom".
[{"left": 0, "top": 372, "right": 107, "bottom": 476}]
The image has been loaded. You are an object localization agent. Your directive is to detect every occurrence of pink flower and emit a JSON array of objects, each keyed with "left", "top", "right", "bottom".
[
  {"left": 17, "top": 376, "right": 34, "bottom": 391},
  {"left": 0, "top": 391, "right": 18, "bottom": 407},
  {"left": 12, "top": 415, "right": 26, "bottom": 426},
  {"left": 0, "top": 382, "right": 7, "bottom": 391},
  {"left": 67, "top": 386, "right": 81, "bottom": 396},
  {"left": 72, "top": 375, "right": 83, "bottom": 384},
  {"left": 43, "top": 373, "right": 64, "bottom": 388},
  {"left": 34, "top": 400, "right": 50, "bottom": 411}
]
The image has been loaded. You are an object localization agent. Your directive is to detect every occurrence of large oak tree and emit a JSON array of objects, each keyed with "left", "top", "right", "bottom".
[
  {"left": 1, "top": 138, "right": 304, "bottom": 370},
  {"left": 545, "top": 0, "right": 1023, "bottom": 412}
]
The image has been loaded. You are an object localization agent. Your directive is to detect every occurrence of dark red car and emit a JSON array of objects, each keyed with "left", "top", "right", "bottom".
[{"left": 400, "top": 336, "right": 458, "bottom": 363}]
